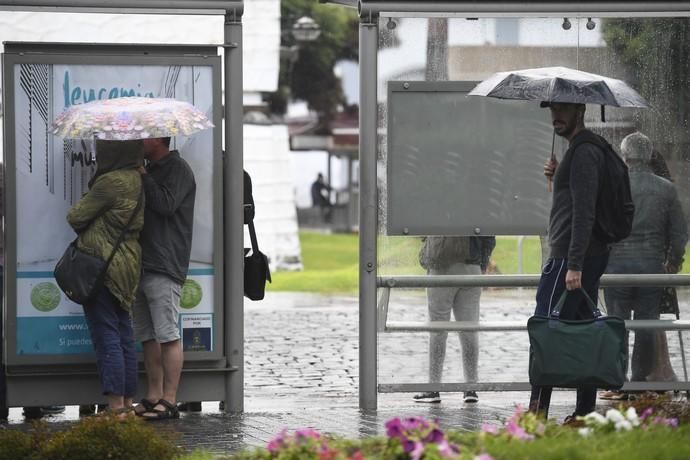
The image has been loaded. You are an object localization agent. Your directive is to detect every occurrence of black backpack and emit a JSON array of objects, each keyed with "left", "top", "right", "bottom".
[{"left": 571, "top": 131, "right": 635, "bottom": 244}]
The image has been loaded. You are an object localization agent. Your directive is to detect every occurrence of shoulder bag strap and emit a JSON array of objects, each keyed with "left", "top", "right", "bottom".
[
  {"left": 102, "top": 179, "right": 145, "bottom": 271},
  {"left": 248, "top": 219, "right": 260, "bottom": 254}
]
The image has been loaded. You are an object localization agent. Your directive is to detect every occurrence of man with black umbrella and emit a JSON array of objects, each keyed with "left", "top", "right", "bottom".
[{"left": 529, "top": 102, "right": 610, "bottom": 423}]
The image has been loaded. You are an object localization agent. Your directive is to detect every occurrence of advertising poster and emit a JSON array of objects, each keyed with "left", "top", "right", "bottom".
[{"left": 13, "top": 62, "right": 217, "bottom": 355}]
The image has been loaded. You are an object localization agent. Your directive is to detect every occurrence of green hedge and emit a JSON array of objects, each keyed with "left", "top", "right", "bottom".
[{"left": 0, "top": 416, "right": 181, "bottom": 460}]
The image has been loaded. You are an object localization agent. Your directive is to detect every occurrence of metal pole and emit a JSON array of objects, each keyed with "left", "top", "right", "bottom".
[
  {"left": 359, "top": 15, "right": 378, "bottom": 410},
  {"left": 0, "top": 0, "right": 243, "bottom": 13},
  {"left": 347, "top": 155, "right": 353, "bottom": 232},
  {"left": 223, "top": 11, "right": 244, "bottom": 413},
  {"left": 357, "top": 1, "right": 690, "bottom": 17},
  {"left": 378, "top": 274, "right": 690, "bottom": 288}
]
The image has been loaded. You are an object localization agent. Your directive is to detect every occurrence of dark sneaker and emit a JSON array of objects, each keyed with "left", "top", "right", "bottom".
[
  {"left": 178, "top": 401, "right": 202, "bottom": 412},
  {"left": 79, "top": 405, "right": 96, "bottom": 416},
  {"left": 22, "top": 407, "right": 43, "bottom": 419},
  {"left": 562, "top": 414, "right": 585, "bottom": 427},
  {"left": 463, "top": 391, "right": 479, "bottom": 403},
  {"left": 40, "top": 406, "right": 66, "bottom": 415},
  {"left": 413, "top": 392, "right": 441, "bottom": 403}
]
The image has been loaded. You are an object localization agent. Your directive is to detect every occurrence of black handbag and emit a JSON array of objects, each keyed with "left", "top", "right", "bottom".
[
  {"left": 528, "top": 289, "right": 627, "bottom": 389},
  {"left": 54, "top": 186, "right": 143, "bottom": 305},
  {"left": 244, "top": 219, "right": 271, "bottom": 301}
]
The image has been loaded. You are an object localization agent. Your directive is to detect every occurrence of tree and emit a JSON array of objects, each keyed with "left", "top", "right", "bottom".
[
  {"left": 266, "top": 0, "right": 358, "bottom": 130},
  {"left": 603, "top": 18, "right": 690, "bottom": 160}
]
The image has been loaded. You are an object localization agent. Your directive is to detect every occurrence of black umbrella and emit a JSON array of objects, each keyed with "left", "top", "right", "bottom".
[
  {"left": 468, "top": 66, "right": 648, "bottom": 109},
  {"left": 470, "top": 66, "right": 648, "bottom": 190}
]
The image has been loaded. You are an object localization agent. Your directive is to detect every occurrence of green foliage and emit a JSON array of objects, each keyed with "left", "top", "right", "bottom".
[
  {"left": 268, "top": 0, "right": 358, "bottom": 118},
  {"left": 602, "top": 18, "right": 690, "bottom": 157},
  {"left": 0, "top": 427, "right": 33, "bottom": 460},
  {"left": 268, "top": 231, "right": 358, "bottom": 293},
  {"left": 270, "top": 232, "right": 690, "bottom": 293},
  {"left": 0, "top": 416, "right": 181, "bottom": 460}
]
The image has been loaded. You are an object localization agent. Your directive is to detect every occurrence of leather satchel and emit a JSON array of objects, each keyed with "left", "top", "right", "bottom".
[
  {"left": 54, "top": 185, "right": 143, "bottom": 305},
  {"left": 244, "top": 219, "right": 271, "bottom": 301},
  {"left": 528, "top": 289, "right": 626, "bottom": 389}
]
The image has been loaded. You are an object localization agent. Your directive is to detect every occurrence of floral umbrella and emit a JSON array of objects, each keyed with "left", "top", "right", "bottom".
[{"left": 50, "top": 96, "right": 214, "bottom": 140}]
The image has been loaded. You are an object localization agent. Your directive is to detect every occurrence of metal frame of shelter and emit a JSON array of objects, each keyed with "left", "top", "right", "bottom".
[
  {"left": 0, "top": 0, "right": 246, "bottom": 412},
  {"left": 325, "top": 0, "right": 690, "bottom": 410}
]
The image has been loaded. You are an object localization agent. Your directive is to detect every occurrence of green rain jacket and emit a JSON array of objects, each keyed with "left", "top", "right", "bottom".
[{"left": 67, "top": 140, "right": 145, "bottom": 310}]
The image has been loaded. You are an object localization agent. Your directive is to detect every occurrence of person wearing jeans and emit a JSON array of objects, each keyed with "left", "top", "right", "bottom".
[{"left": 67, "top": 140, "right": 145, "bottom": 417}]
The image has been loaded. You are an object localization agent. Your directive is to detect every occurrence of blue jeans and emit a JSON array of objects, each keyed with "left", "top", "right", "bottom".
[
  {"left": 84, "top": 288, "right": 137, "bottom": 397},
  {"left": 604, "top": 258, "right": 663, "bottom": 382},
  {"left": 529, "top": 253, "right": 609, "bottom": 417}
]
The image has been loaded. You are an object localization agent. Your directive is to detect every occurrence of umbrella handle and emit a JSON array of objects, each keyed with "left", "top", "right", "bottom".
[{"left": 547, "top": 130, "right": 556, "bottom": 192}]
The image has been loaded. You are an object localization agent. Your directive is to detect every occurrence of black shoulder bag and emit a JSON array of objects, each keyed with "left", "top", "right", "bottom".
[
  {"left": 243, "top": 171, "right": 271, "bottom": 301},
  {"left": 54, "top": 185, "right": 144, "bottom": 305}
]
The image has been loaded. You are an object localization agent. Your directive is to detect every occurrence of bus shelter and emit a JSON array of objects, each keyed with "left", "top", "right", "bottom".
[
  {"left": 327, "top": 0, "right": 690, "bottom": 410},
  {"left": 0, "top": 1, "right": 246, "bottom": 413}
]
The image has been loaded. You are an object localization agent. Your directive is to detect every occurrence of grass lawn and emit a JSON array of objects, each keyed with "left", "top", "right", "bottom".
[{"left": 269, "top": 231, "right": 690, "bottom": 293}]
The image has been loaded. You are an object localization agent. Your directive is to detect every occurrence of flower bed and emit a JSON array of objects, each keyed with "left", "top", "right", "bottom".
[{"left": 227, "top": 400, "right": 690, "bottom": 460}]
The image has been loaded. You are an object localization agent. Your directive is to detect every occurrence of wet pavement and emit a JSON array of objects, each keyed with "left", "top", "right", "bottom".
[{"left": 3, "top": 289, "right": 689, "bottom": 456}]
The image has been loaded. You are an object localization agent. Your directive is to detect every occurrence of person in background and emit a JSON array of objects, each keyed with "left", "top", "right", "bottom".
[
  {"left": 413, "top": 235, "right": 496, "bottom": 404},
  {"left": 600, "top": 133, "right": 687, "bottom": 400},
  {"left": 310, "top": 173, "right": 333, "bottom": 222},
  {"left": 67, "top": 140, "right": 145, "bottom": 418},
  {"left": 133, "top": 137, "right": 195, "bottom": 420}
]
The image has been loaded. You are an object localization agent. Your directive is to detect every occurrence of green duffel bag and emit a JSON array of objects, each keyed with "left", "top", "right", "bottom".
[{"left": 528, "top": 289, "right": 626, "bottom": 389}]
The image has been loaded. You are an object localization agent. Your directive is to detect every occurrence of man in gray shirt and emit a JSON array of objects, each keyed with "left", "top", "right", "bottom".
[
  {"left": 529, "top": 102, "right": 610, "bottom": 422},
  {"left": 133, "top": 137, "right": 196, "bottom": 420},
  {"left": 601, "top": 132, "right": 687, "bottom": 400}
]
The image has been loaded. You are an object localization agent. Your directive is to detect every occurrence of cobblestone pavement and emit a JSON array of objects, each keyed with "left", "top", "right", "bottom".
[{"left": 3, "top": 289, "right": 689, "bottom": 456}]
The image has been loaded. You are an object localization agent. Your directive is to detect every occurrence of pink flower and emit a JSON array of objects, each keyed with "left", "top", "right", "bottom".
[
  {"left": 385, "top": 418, "right": 404, "bottom": 438},
  {"left": 437, "top": 439, "right": 460, "bottom": 457},
  {"left": 505, "top": 420, "right": 534, "bottom": 441},
  {"left": 640, "top": 408, "right": 654, "bottom": 421},
  {"left": 266, "top": 429, "right": 287, "bottom": 453},
  {"left": 481, "top": 423, "right": 499, "bottom": 435},
  {"left": 295, "top": 428, "right": 322, "bottom": 441},
  {"left": 423, "top": 428, "right": 445, "bottom": 444},
  {"left": 350, "top": 452, "right": 364, "bottom": 460},
  {"left": 475, "top": 455, "right": 494, "bottom": 460},
  {"left": 410, "top": 441, "right": 425, "bottom": 460}
]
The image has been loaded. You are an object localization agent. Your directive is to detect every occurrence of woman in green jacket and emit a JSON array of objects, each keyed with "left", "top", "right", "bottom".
[{"left": 67, "top": 139, "right": 144, "bottom": 416}]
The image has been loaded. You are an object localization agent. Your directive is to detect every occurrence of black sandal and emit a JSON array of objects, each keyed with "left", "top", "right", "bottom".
[
  {"left": 133, "top": 398, "right": 156, "bottom": 416},
  {"left": 141, "top": 399, "right": 180, "bottom": 421}
]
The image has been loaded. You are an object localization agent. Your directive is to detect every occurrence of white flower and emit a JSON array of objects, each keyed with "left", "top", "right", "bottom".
[
  {"left": 625, "top": 407, "right": 640, "bottom": 426},
  {"left": 584, "top": 412, "right": 608, "bottom": 426},
  {"left": 606, "top": 409, "right": 626, "bottom": 424},
  {"left": 614, "top": 420, "right": 633, "bottom": 432},
  {"left": 578, "top": 427, "right": 593, "bottom": 438}
]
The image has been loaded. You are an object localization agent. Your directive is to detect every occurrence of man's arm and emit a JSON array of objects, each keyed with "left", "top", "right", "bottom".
[
  {"left": 141, "top": 162, "right": 194, "bottom": 217},
  {"left": 567, "top": 145, "right": 601, "bottom": 271},
  {"left": 566, "top": 145, "right": 602, "bottom": 289}
]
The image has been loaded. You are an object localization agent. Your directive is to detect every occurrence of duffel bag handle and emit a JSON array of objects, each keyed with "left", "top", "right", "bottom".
[{"left": 551, "top": 288, "right": 602, "bottom": 319}]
